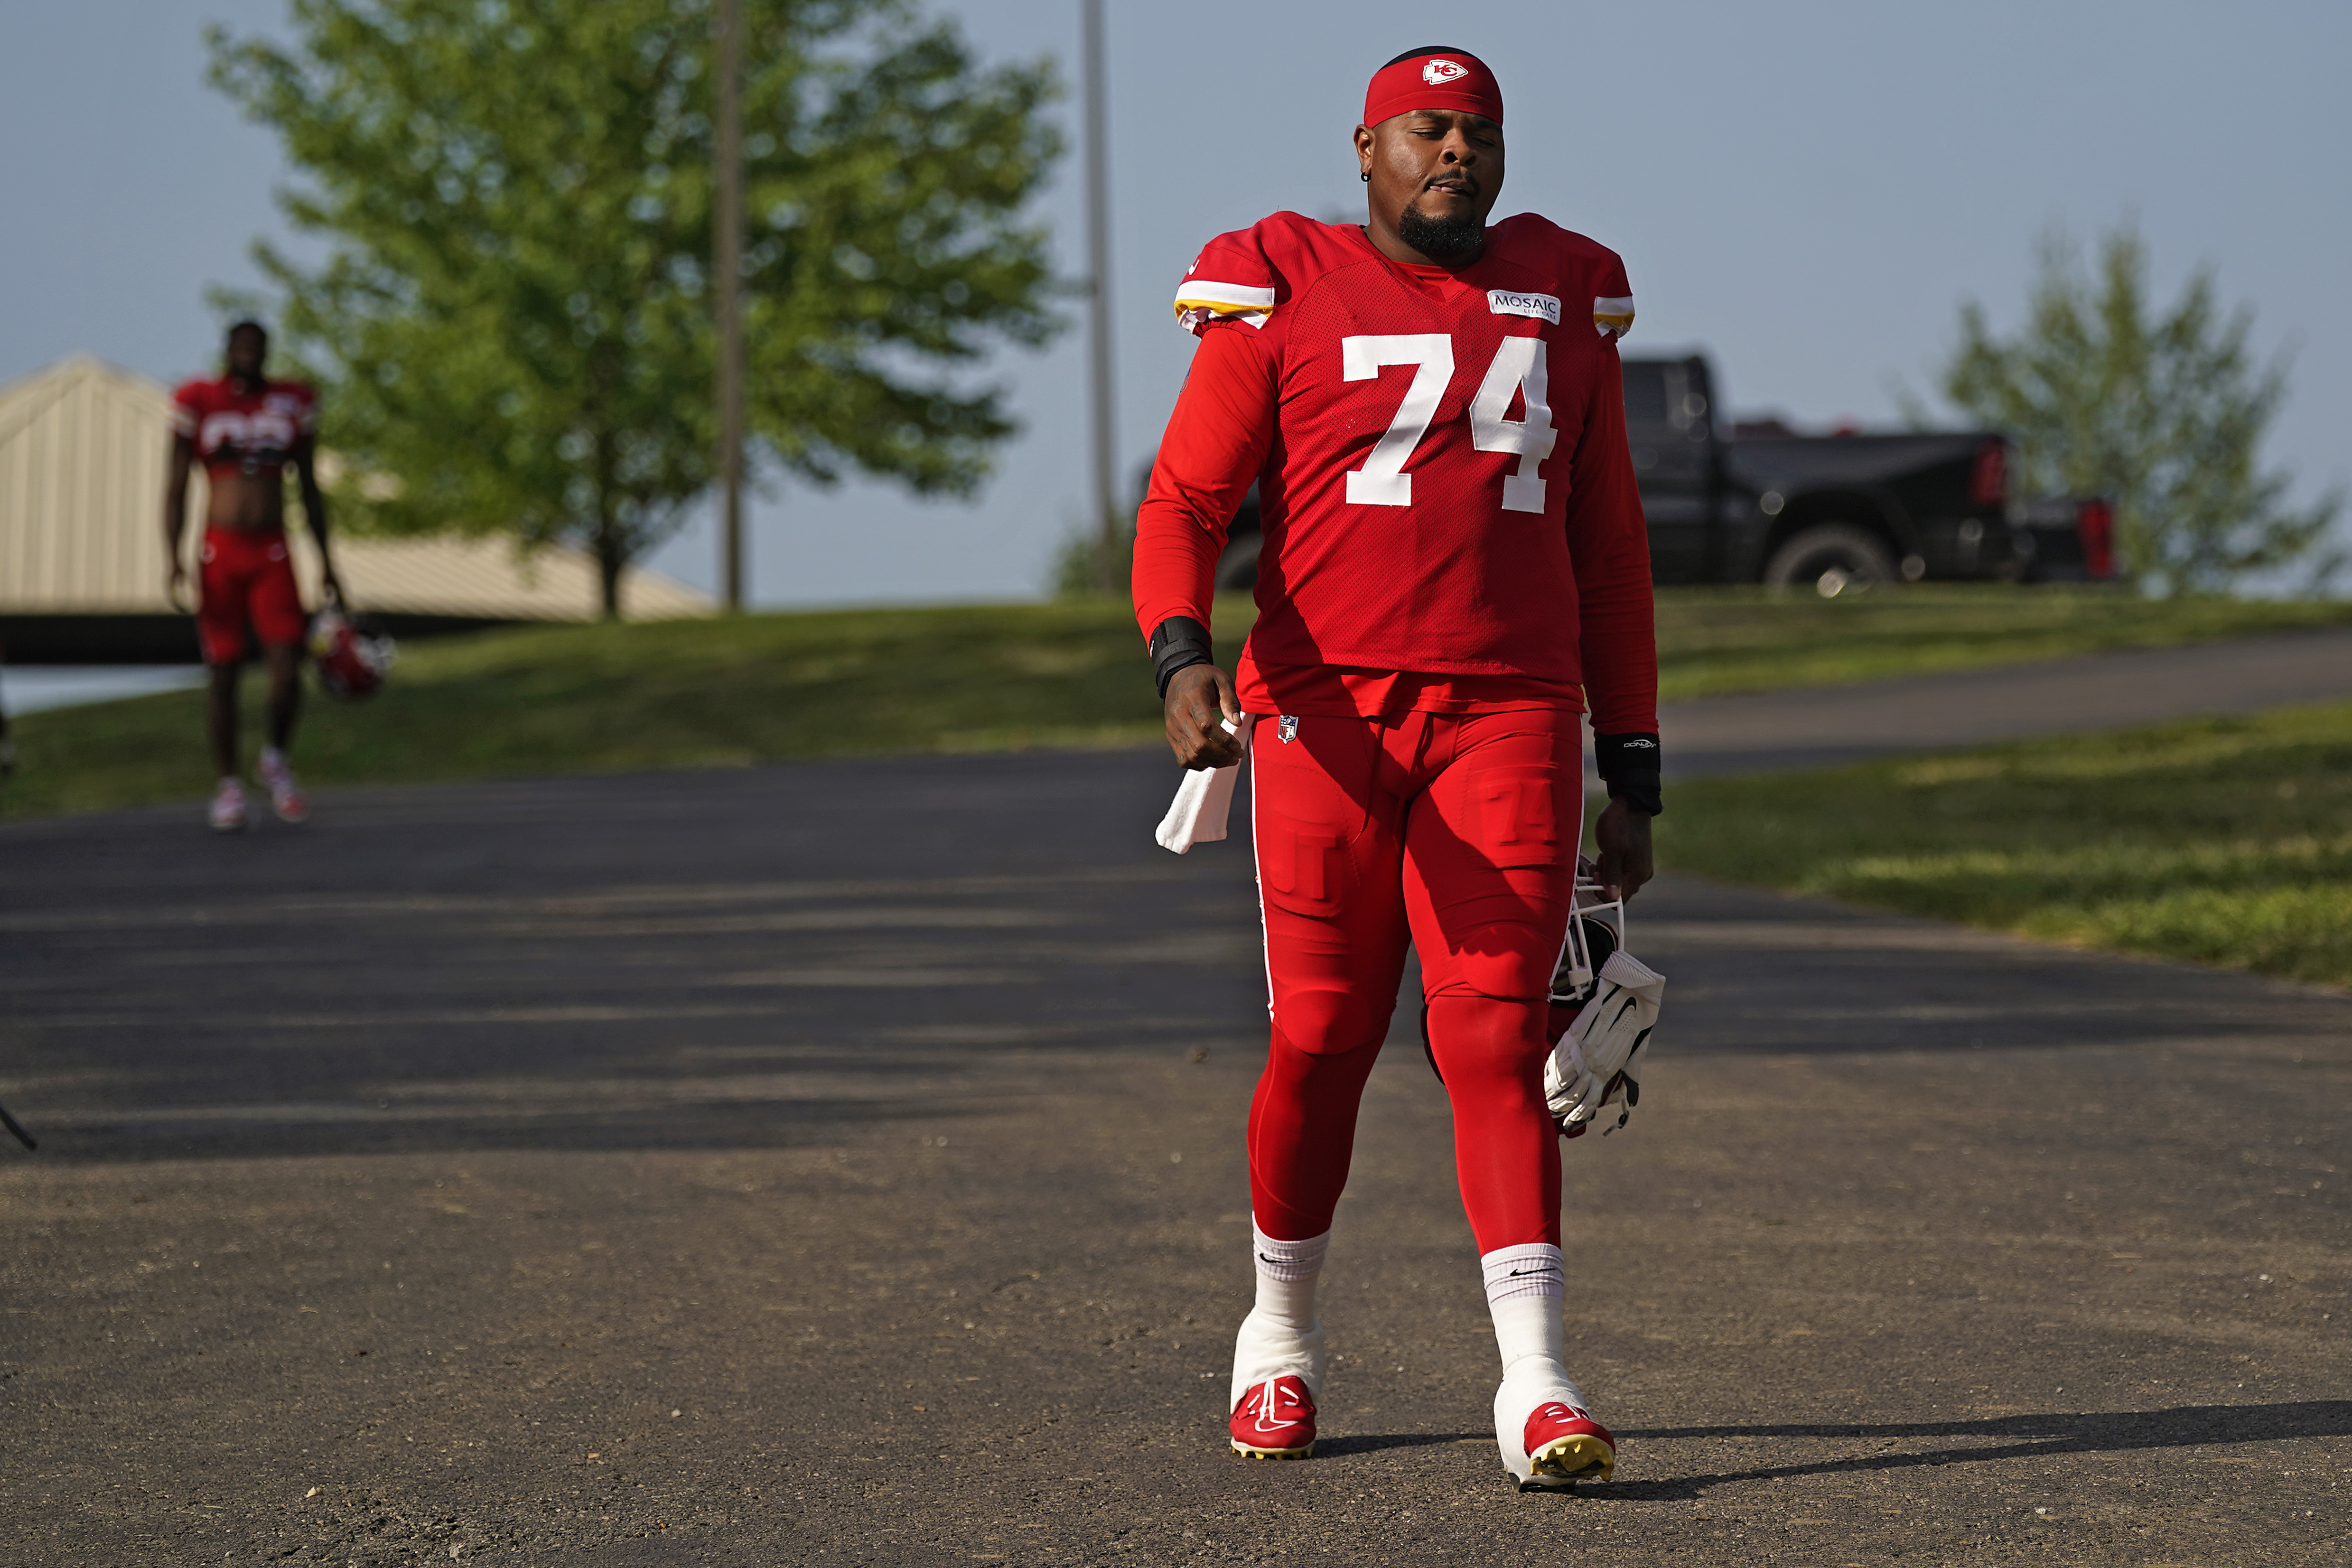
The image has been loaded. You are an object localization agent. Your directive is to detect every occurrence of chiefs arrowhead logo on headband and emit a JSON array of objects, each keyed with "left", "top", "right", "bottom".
[{"left": 1364, "top": 47, "right": 1503, "bottom": 129}]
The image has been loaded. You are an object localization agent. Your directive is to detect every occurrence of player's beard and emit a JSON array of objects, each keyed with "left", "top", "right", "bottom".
[{"left": 1397, "top": 200, "right": 1485, "bottom": 266}]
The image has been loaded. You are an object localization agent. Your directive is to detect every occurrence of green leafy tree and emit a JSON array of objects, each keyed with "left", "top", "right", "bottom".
[
  {"left": 1942, "top": 224, "right": 2341, "bottom": 595},
  {"left": 209, "top": 0, "right": 1061, "bottom": 616}
]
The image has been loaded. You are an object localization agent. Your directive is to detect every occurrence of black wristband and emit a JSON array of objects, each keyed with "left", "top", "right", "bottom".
[
  {"left": 1148, "top": 616, "right": 1214, "bottom": 700},
  {"left": 1594, "top": 732, "right": 1663, "bottom": 816}
]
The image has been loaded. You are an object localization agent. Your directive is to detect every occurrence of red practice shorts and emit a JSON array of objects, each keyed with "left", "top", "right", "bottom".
[
  {"left": 1247, "top": 706, "right": 1585, "bottom": 1254},
  {"left": 196, "top": 529, "right": 306, "bottom": 665}
]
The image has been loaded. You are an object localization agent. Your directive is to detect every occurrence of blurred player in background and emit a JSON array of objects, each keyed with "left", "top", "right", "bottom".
[
  {"left": 166, "top": 320, "right": 339, "bottom": 831},
  {"left": 1133, "top": 48, "right": 1662, "bottom": 1488}
]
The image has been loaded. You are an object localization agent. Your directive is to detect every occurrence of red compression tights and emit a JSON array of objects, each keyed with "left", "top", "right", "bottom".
[{"left": 1244, "top": 707, "right": 1582, "bottom": 1253}]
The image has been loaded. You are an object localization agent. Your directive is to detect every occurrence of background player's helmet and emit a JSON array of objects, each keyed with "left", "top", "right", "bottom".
[{"left": 308, "top": 607, "right": 395, "bottom": 700}]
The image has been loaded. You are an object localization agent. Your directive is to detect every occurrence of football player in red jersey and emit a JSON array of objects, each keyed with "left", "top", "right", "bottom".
[
  {"left": 166, "top": 321, "right": 340, "bottom": 831},
  {"left": 1133, "top": 48, "right": 1660, "bottom": 1489}
]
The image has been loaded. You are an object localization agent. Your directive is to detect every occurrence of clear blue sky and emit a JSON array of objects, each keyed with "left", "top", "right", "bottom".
[{"left": 4, "top": 1, "right": 2345, "bottom": 605}]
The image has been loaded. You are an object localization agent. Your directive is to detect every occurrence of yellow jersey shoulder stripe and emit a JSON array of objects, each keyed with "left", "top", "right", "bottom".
[{"left": 1172, "top": 279, "right": 1277, "bottom": 320}]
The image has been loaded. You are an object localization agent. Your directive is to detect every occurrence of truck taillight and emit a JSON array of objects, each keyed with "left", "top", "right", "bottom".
[
  {"left": 1968, "top": 440, "right": 2008, "bottom": 508},
  {"left": 2076, "top": 498, "right": 2115, "bottom": 579}
]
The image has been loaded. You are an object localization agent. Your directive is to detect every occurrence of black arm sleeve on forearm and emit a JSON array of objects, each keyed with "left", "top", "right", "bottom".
[
  {"left": 1594, "top": 732, "right": 1663, "bottom": 816},
  {"left": 1148, "top": 615, "right": 1214, "bottom": 700}
]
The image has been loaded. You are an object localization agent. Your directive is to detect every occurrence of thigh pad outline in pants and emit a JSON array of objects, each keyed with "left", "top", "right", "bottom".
[
  {"left": 196, "top": 537, "right": 255, "bottom": 667},
  {"left": 1251, "top": 716, "right": 1409, "bottom": 1056},
  {"left": 1404, "top": 712, "right": 1584, "bottom": 1003},
  {"left": 197, "top": 533, "right": 306, "bottom": 664}
]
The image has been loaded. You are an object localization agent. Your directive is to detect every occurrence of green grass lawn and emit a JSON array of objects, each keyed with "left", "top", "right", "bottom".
[
  {"left": 1659, "top": 699, "right": 2352, "bottom": 989},
  {"left": 1648, "top": 585, "right": 2352, "bottom": 702},
  {"left": 6, "top": 584, "right": 2351, "bottom": 823},
  {"left": 0, "top": 599, "right": 1202, "bottom": 821}
]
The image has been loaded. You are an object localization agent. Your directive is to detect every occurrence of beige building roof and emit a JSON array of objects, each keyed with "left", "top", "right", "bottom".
[{"left": 0, "top": 355, "right": 712, "bottom": 621}]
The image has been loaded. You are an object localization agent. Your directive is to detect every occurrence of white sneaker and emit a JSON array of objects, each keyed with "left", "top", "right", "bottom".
[
  {"left": 208, "top": 778, "right": 249, "bottom": 832},
  {"left": 258, "top": 750, "right": 308, "bottom": 823}
]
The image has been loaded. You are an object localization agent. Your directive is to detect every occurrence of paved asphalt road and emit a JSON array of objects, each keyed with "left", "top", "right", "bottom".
[
  {"left": 1659, "top": 623, "right": 2352, "bottom": 778},
  {"left": 3, "top": 746, "right": 2349, "bottom": 1564}
]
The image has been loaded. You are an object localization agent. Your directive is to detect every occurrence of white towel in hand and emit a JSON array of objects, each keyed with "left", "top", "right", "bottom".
[{"left": 1155, "top": 716, "right": 1253, "bottom": 854}]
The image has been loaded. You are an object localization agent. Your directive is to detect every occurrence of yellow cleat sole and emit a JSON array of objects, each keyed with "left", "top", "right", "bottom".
[
  {"left": 1522, "top": 1433, "right": 1614, "bottom": 1488},
  {"left": 1231, "top": 1440, "right": 1314, "bottom": 1461}
]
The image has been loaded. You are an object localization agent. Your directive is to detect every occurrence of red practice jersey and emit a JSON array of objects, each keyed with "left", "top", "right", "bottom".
[
  {"left": 170, "top": 377, "right": 318, "bottom": 483},
  {"left": 1132, "top": 212, "right": 1656, "bottom": 733}
]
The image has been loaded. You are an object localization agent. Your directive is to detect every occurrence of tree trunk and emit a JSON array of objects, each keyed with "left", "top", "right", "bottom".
[
  {"left": 594, "top": 524, "right": 625, "bottom": 621},
  {"left": 592, "top": 417, "right": 625, "bottom": 621}
]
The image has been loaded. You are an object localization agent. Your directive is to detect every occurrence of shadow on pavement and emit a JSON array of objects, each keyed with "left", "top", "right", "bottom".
[
  {"left": 1315, "top": 1431, "right": 1486, "bottom": 1456},
  {"left": 6, "top": 755, "right": 2348, "bottom": 1171},
  {"left": 17, "top": 1092, "right": 964, "bottom": 1164},
  {"left": 1590, "top": 1400, "right": 2352, "bottom": 1500}
]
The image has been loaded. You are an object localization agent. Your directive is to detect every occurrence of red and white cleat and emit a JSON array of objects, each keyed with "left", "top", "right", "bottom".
[
  {"left": 208, "top": 778, "right": 249, "bottom": 833},
  {"left": 1519, "top": 1401, "right": 1615, "bottom": 1489},
  {"left": 1230, "top": 1374, "right": 1316, "bottom": 1460},
  {"left": 258, "top": 752, "right": 308, "bottom": 823}
]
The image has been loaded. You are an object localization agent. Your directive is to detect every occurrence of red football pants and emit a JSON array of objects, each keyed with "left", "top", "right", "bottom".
[
  {"left": 1246, "top": 707, "right": 1582, "bottom": 1254},
  {"left": 196, "top": 528, "right": 306, "bottom": 665}
]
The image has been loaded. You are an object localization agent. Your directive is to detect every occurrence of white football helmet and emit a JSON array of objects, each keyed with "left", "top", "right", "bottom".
[
  {"left": 1544, "top": 858, "right": 1664, "bottom": 1139},
  {"left": 1549, "top": 857, "right": 1625, "bottom": 1008}
]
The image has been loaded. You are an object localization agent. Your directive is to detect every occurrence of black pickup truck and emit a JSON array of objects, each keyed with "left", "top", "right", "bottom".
[
  {"left": 1621, "top": 355, "right": 2017, "bottom": 592},
  {"left": 1207, "top": 353, "right": 2040, "bottom": 597}
]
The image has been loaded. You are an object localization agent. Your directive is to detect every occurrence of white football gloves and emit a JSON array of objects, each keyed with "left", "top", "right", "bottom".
[{"left": 1545, "top": 948, "right": 1665, "bottom": 1140}]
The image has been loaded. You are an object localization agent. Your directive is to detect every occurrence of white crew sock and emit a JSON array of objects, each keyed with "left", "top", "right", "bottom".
[
  {"left": 1252, "top": 1224, "right": 1326, "bottom": 1327},
  {"left": 1483, "top": 1242, "right": 1585, "bottom": 1478},
  {"left": 1482, "top": 1242, "right": 1583, "bottom": 1406},
  {"left": 260, "top": 746, "right": 286, "bottom": 772},
  {"left": 1230, "top": 1224, "right": 1329, "bottom": 1408}
]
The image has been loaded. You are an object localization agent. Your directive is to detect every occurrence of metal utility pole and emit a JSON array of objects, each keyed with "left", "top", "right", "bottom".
[
  {"left": 1081, "top": 0, "right": 1119, "bottom": 591},
  {"left": 715, "top": 0, "right": 747, "bottom": 612}
]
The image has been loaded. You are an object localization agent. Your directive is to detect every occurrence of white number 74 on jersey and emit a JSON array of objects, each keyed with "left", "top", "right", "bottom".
[{"left": 1342, "top": 333, "right": 1556, "bottom": 513}]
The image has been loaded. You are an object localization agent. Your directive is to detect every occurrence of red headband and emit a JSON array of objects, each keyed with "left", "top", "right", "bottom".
[{"left": 1362, "top": 51, "right": 1503, "bottom": 130}]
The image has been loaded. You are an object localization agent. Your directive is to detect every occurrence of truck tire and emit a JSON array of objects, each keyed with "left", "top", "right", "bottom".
[
  {"left": 1763, "top": 524, "right": 1898, "bottom": 598},
  {"left": 1214, "top": 534, "right": 1263, "bottom": 591}
]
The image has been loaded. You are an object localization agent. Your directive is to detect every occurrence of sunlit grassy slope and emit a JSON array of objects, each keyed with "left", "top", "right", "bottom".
[
  {"left": 1647, "top": 587, "right": 2352, "bottom": 702},
  {"left": 1660, "top": 699, "right": 2352, "bottom": 989},
  {"left": 6, "top": 586, "right": 2350, "bottom": 822},
  {"left": 1, "top": 599, "right": 1212, "bottom": 821}
]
